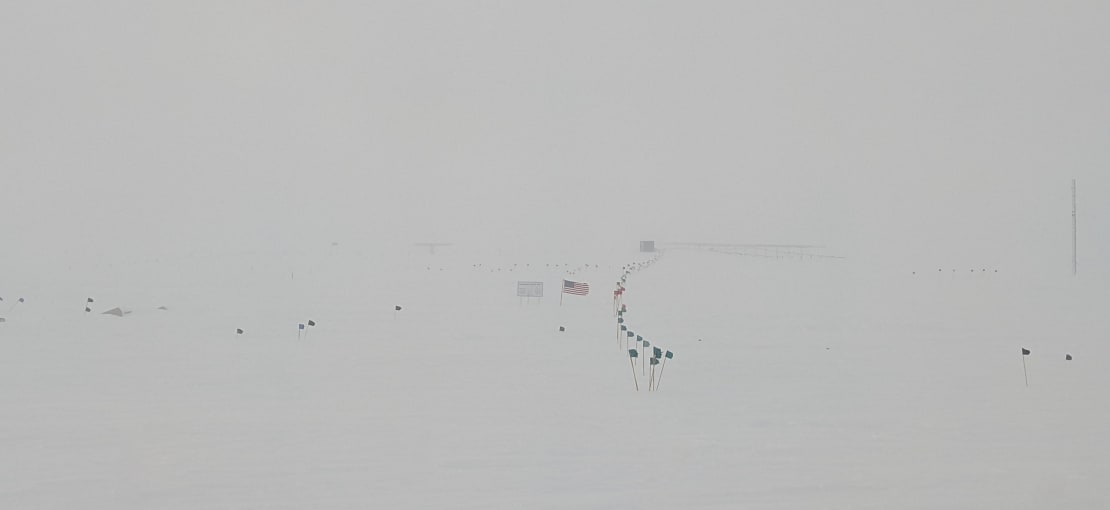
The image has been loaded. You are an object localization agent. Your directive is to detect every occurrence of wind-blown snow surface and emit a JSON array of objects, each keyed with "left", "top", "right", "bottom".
[{"left": 2, "top": 248, "right": 1108, "bottom": 509}]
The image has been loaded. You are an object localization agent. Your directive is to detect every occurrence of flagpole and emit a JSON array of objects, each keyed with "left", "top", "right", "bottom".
[
  {"left": 629, "top": 357, "right": 639, "bottom": 391},
  {"left": 656, "top": 358, "right": 667, "bottom": 391},
  {"left": 1022, "top": 352, "right": 1029, "bottom": 387}
]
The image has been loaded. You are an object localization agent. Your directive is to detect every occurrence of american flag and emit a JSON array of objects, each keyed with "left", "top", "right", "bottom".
[{"left": 562, "top": 279, "right": 590, "bottom": 296}]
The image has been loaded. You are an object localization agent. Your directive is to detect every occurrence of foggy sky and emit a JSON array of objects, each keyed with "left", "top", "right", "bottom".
[{"left": 3, "top": 1, "right": 1108, "bottom": 272}]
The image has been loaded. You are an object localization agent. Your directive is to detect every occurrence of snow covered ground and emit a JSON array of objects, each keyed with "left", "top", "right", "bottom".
[{"left": 2, "top": 246, "right": 1107, "bottom": 509}]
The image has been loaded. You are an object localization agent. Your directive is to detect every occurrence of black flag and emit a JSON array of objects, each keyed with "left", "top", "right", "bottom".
[
  {"left": 87, "top": 297, "right": 94, "bottom": 303},
  {"left": 1022, "top": 348, "right": 1030, "bottom": 355},
  {"left": 395, "top": 305, "right": 402, "bottom": 311},
  {"left": 307, "top": 320, "right": 316, "bottom": 327},
  {"left": 236, "top": 328, "right": 244, "bottom": 335},
  {"left": 1066, "top": 354, "right": 1073, "bottom": 361}
]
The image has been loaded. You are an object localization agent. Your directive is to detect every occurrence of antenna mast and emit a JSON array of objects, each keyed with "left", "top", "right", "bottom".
[{"left": 1072, "top": 179, "right": 1077, "bottom": 276}]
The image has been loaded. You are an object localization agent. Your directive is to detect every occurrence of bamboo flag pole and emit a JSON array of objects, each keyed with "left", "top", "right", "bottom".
[
  {"left": 650, "top": 346, "right": 662, "bottom": 390},
  {"left": 649, "top": 357, "right": 659, "bottom": 391},
  {"left": 1021, "top": 348, "right": 1030, "bottom": 387},
  {"left": 656, "top": 351, "right": 674, "bottom": 391},
  {"left": 628, "top": 349, "right": 639, "bottom": 391}
]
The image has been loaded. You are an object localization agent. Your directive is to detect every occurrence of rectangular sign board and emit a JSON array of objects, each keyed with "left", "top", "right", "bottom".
[{"left": 517, "top": 281, "right": 544, "bottom": 297}]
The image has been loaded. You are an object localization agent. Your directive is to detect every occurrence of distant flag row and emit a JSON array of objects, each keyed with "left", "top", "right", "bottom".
[
  {"left": 0, "top": 296, "right": 25, "bottom": 319},
  {"left": 238, "top": 306, "right": 403, "bottom": 337},
  {"left": 1020, "top": 347, "right": 1073, "bottom": 387},
  {"left": 1021, "top": 347, "right": 1073, "bottom": 360},
  {"left": 614, "top": 253, "right": 673, "bottom": 391},
  {"left": 297, "top": 319, "right": 317, "bottom": 340},
  {"left": 470, "top": 262, "right": 603, "bottom": 274}
]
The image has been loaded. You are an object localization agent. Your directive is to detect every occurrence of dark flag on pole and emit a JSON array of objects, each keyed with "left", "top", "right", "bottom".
[
  {"left": 1020, "top": 348, "right": 1030, "bottom": 387},
  {"left": 307, "top": 320, "right": 316, "bottom": 327},
  {"left": 627, "top": 348, "right": 640, "bottom": 391},
  {"left": 236, "top": 328, "right": 244, "bottom": 335},
  {"left": 1066, "top": 354, "right": 1073, "bottom": 360}
]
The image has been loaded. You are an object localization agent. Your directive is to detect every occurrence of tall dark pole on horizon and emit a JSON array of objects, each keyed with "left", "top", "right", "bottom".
[{"left": 1073, "top": 179, "right": 1077, "bottom": 276}]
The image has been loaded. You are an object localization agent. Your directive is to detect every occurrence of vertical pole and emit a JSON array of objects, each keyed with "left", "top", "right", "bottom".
[
  {"left": 1073, "top": 179, "right": 1077, "bottom": 276},
  {"left": 629, "top": 358, "right": 639, "bottom": 391},
  {"left": 656, "top": 358, "right": 667, "bottom": 391},
  {"left": 1022, "top": 354, "right": 1029, "bottom": 387}
]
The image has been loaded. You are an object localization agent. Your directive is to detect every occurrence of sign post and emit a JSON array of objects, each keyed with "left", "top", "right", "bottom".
[{"left": 516, "top": 281, "right": 544, "bottom": 304}]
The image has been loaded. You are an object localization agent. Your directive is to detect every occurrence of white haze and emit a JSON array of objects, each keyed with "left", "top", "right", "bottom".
[
  {"left": 3, "top": 2, "right": 1110, "bottom": 508},
  {"left": 3, "top": 2, "right": 1109, "bottom": 270}
]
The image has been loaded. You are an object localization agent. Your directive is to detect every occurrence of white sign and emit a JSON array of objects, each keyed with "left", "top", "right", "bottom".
[{"left": 517, "top": 281, "right": 544, "bottom": 297}]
